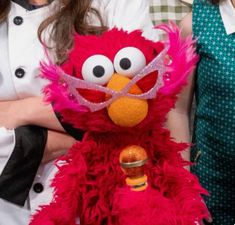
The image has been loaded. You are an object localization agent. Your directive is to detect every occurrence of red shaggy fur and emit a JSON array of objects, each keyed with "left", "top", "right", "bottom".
[{"left": 30, "top": 24, "right": 209, "bottom": 225}]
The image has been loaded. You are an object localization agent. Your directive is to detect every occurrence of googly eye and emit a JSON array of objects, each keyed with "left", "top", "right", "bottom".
[
  {"left": 114, "top": 47, "right": 146, "bottom": 78},
  {"left": 82, "top": 55, "right": 114, "bottom": 85}
]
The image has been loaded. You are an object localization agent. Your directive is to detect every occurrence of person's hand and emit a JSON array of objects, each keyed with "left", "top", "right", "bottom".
[
  {"left": 42, "top": 130, "right": 77, "bottom": 163},
  {"left": 0, "top": 97, "right": 65, "bottom": 131},
  {"left": 0, "top": 100, "right": 22, "bottom": 129}
]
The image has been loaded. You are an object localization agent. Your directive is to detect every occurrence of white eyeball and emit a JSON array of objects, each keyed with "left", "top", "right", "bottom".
[
  {"left": 81, "top": 55, "right": 114, "bottom": 85},
  {"left": 114, "top": 47, "right": 146, "bottom": 78}
]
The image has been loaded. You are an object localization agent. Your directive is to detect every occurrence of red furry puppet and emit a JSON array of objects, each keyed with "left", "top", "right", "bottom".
[{"left": 30, "top": 24, "right": 209, "bottom": 225}]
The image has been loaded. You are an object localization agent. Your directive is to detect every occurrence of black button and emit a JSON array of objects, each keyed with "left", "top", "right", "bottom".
[
  {"left": 33, "top": 183, "right": 44, "bottom": 193},
  {"left": 15, "top": 68, "right": 25, "bottom": 78},
  {"left": 13, "top": 16, "right": 23, "bottom": 25}
]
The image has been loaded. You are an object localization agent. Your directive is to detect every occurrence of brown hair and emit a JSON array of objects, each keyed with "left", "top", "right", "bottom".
[
  {"left": 0, "top": 0, "right": 11, "bottom": 23},
  {"left": 0, "top": 0, "right": 107, "bottom": 63},
  {"left": 39, "top": 0, "right": 107, "bottom": 63}
]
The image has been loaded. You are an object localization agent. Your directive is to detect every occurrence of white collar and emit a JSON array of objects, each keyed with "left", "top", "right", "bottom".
[{"left": 219, "top": 0, "right": 235, "bottom": 35}]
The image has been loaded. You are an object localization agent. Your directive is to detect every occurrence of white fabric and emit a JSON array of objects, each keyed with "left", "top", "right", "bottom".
[
  {"left": 0, "top": 0, "right": 159, "bottom": 223},
  {"left": 0, "top": 199, "right": 30, "bottom": 225},
  {"left": 0, "top": 2, "right": 55, "bottom": 100},
  {"left": 102, "top": 0, "right": 159, "bottom": 40},
  {"left": 219, "top": 0, "right": 235, "bottom": 35},
  {"left": 0, "top": 5, "right": 56, "bottom": 223},
  {"left": 0, "top": 128, "right": 15, "bottom": 175},
  {"left": 28, "top": 161, "right": 56, "bottom": 213},
  {"left": 0, "top": 1, "right": 57, "bottom": 186}
]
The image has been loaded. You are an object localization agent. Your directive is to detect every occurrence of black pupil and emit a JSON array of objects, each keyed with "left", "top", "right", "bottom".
[
  {"left": 93, "top": 65, "right": 105, "bottom": 78},
  {"left": 120, "top": 58, "right": 131, "bottom": 70}
]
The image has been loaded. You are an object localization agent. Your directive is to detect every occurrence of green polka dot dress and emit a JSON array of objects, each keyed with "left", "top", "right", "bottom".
[{"left": 191, "top": 0, "right": 235, "bottom": 224}]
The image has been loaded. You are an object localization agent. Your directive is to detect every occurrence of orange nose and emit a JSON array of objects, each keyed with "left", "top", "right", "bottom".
[{"left": 106, "top": 74, "right": 148, "bottom": 127}]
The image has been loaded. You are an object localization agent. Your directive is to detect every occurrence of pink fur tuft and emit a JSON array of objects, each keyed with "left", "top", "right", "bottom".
[
  {"left": 157, "top": 22, "right": 198, "bottom": 94},
  {"left": 40, "top": 62, "right": 89, "bottom": 113}
]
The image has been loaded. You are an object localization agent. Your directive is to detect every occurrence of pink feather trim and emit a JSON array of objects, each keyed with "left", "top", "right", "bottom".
[{"left": 157, "top": 22, "right": 198, "bottom": 94}]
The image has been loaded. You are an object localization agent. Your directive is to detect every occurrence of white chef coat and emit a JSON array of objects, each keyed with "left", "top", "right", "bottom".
[
  {"left": 0, "top": 199, "right": 30, "bottom": 225},
  {"left": 0, "top": 0, "right": 158, "bottom": 224}
]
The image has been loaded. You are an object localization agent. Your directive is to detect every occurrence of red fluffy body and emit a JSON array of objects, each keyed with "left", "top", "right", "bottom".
[{"left": 31, "top": 24, "right": 209, "bottom": 225}]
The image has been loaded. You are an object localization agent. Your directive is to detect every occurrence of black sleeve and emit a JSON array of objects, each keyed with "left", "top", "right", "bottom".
[
  {"left": 55, "top": 112, "right": 84, "bottom": 141},
  {"left": 0, "top": 125, "right": 47, "bottom": 206}
]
